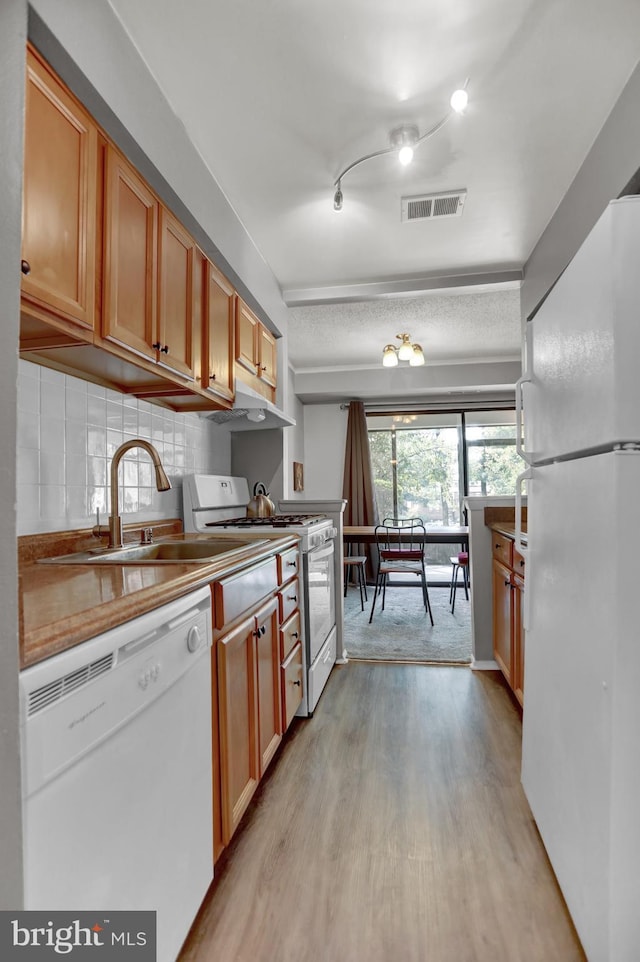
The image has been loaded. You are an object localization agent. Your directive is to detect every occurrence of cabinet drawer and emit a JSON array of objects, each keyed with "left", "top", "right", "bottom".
[
  {"left": 278, "top": 577, "right": 300, "bottom": 624},
  {"left": 492, "top": 533, "right": 513, "bottom": 567},
  {"left": 277, "top": 546, "right": 300, "bottom": 585},
  {"left": 280, "top": 610, "right": 302, "bottom": 662},
  {"left": 213, "top": 557, "right": 278, "bottom": 630},
  {"left": 281, "top": 641, "right": 303, "bottom": 730},
  {"left": 307, "top": 627, "right": 336, "bottom": 713},
  {"left": 513, "top": 545, "right": 526, "bottom": 577}
]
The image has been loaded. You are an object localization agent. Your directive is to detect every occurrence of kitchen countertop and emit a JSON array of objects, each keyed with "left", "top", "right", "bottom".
[
  {"left": 19, "top": 525, "right": 298, "bottom": 670},
  {"left": 487, "top": 521, "right": 528, "bottom": 544}
]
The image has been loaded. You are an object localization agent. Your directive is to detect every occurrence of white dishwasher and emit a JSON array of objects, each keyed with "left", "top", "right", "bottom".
[{"left": 19, "top": 585, "right": 214, "bottom": 962}]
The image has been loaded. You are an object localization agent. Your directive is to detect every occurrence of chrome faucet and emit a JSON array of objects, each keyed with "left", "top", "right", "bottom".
[{"left": 98, "top": 440, "right": 171, "bottom": 548}]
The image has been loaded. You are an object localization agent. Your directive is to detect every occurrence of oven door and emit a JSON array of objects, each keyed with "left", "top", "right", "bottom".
[{"left": 304, "top": 539, "right": 336, "bottom": 664}]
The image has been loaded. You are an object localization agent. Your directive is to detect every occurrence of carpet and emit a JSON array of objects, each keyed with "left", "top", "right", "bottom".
[{"left": 343, "top": 582, "right": 472, "bottom": 664}]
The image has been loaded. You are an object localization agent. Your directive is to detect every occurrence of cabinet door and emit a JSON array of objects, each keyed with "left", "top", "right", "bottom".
[
  {"left": 257, "top": 324, "right": 277, "bottom": 389},
  {"left": 157, "top": 207, "right": 197, "bottom": 380},
  {"left": 512, "top": 574, "right": 525, "bottom": 706},
  {"left": 235, "top": 298, "right": 259, "bottom": 374},
  {"left": 255, "top": 597, "right": 282, "bottom": 775},
  {"left": 282, "top": 641, "right": 303, "bottom": 730},
  {"left": 22, "top": 46, "right": 97, "bottom": 332},
  {"left": 492, "top": 559, "right": 513, "bottom": 686},
  {"left": 103, "top": 146, "right": 158, "bottom": 362},
  {"left": 203, "top": 260, "right": 235, "bottom": 402},
  {"left": 217, "top": 612, "right": 259, "bottom": 845}
]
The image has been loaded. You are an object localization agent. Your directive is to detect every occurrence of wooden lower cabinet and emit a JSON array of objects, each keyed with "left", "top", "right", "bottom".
[
  {"left": 512, "top": 574, "right": 525, "bottom": 706},
  {"left": 255, "top": 597, "right": 283, "bottom": 774},
  {"left": 492, "top": 558, "right": 514, "bottom": 687},
  {"left": 216, "top": 595, "right": 282, "bottom": 851},
  {"left": 491, "top": 531, "right": 526, "bottom": 707}
]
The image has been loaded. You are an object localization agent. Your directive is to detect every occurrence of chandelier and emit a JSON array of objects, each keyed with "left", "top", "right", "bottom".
[{"left": 382, "top": 334, "right": 425, "bottom": 368}]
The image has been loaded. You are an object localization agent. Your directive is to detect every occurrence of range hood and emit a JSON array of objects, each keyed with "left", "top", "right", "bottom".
[{"left": 204, "top": 380, "right": 296, "bottom": 430}]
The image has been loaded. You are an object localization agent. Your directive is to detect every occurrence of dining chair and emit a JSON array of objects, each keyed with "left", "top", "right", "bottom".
[{"left": 369, "top": 518, "right": 434, "bottom": 625}]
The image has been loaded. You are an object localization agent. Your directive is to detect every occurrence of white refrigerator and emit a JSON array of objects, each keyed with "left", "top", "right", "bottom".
[{"left": 519, "top": 197, "right": 640, "bottom": 962}]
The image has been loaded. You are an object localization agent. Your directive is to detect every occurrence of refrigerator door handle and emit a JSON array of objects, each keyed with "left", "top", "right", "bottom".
[
  {"left": 515, "top": 374, "right": 532, "bottom": 464},
  {"left": 516, "top": 466, "right": 532, "bottom": 630},
  {"left": 515, "top": 467, "right": 531, "bottom": 555}
]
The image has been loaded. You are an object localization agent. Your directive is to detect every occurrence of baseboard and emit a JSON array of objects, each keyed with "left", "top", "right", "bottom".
[{"left": 471, "top": 659, "right": 500, "bottom": 671}]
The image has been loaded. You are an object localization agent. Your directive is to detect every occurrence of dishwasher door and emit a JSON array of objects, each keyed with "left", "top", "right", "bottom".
[{"left": 20, "top": 586, "right": 213, "bottom": 962}]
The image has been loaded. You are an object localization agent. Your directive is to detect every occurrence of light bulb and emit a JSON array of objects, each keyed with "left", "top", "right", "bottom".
[
  {"left": 398, "top": 145, "right": 414, "bottom": 166},
  {"left": 382, "top": 345, "right": 399, "bottom": 367},
  {"left": 450, "top": 88, "right": 468, "bottom": 113},
  {"left": 409, "top": 344, "right": 425, "bottom": 366},
  {"left": 397, "top": 336, "right": 413, "bottom": 361}
]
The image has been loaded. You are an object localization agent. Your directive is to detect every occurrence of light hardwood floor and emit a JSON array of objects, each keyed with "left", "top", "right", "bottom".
[{"left": 180, "top": 664, "right": 585, "bottom": 962}]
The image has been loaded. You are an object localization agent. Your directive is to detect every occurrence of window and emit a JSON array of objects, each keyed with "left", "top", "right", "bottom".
[{"left": 367, "top": 408, "right": 519, "bottom": 524}]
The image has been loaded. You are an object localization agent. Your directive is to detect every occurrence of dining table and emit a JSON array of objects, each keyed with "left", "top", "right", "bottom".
[
  {"left": 343, "top": 524, "right": 469, "bottom": 549},
  {"left": 342, "top": 525, "right": 469, "bottom": 587}
]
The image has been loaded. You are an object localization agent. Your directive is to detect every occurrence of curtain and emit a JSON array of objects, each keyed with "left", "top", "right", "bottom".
[{"left": 342, "top": 401, "right": 378, "bottom": 577}]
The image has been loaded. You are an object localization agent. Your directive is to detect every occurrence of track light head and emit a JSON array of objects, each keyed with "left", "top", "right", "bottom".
[{"left": 333, "top": 184, "right": 343, "bottom": 212}]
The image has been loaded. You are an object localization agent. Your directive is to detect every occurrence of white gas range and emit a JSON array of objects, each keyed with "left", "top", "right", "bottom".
[{"left": 183, "top": 475, "right": 337, "bottom": 714}]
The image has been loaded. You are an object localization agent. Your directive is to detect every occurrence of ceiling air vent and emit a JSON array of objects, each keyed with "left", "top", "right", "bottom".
[{"left": 401, "top": 189, "right": 467, "bottom": 223}]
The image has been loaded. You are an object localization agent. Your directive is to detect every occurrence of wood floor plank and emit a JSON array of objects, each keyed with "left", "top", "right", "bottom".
[{"left": 180, "top": 664, "right": 585, "bottom": 962}]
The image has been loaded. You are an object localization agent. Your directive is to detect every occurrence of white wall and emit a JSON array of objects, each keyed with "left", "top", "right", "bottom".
[
  {"left": 17, "top": 361, "right": 229, "bottom": 534},
  {"left": 282, "top": 365, "right": 305, "bottom": 500},
  {"left": 302, "top": 405, "right": 348, "bottom": 499},
  {"left": 0, "top": 0, "right": 26, "bottom": 910}
]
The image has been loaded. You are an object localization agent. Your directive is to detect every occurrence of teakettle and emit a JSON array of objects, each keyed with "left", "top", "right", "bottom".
[{"left": 247, "top": 481, "right": 276, "bottom": 518}]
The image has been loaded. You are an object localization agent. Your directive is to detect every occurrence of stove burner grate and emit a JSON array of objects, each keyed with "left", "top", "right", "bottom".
[{"left": 205, "top": 514, "right": 324, "bottom": 529}]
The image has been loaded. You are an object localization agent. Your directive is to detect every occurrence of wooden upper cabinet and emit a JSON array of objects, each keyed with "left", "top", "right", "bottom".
[
  {"left": 102, "top": 145, "right": 158, "bottom": 363},
  {"left": 21, "top": 45, "right": 97, "bottom": 333},
  {"left": 158, "top": 208, "right": 197, "bottom": 380},
  {"left": 258, "top": 324, "right": 277, "bottom": 389},
  {"left": 235, "top": 296, "right": 277, "bottom": 402},
  {"left": 203, "top": 260, "right": 235, "bottom": 402},
  {"left": 235, "top": 297, "right": 260, "bottom": 374},
  {"left": 103, "top": 146, "right": 198, "bottom": 382}
]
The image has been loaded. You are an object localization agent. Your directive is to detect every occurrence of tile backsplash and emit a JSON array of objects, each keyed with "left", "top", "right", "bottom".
[{"left": 17, "top": 360, "right": 229, "bottom": 535}]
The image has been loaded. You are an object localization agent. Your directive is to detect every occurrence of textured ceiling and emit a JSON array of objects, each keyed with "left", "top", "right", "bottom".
[
  {"left": 288, "top": 289, "right": 522, "bottom": 370},
  {"left": 107, "top": 0, "right": 640, "bottom": 374}
]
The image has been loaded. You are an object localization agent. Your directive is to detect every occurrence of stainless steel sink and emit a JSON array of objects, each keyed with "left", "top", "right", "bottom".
[{"left": 39, "top": 539, "right": 264, "bottom": 565}]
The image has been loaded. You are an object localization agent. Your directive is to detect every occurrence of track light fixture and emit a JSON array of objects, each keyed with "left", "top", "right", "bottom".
[
  {"left": 333, "top": 81, "right": 469, "bottom": 211},
  {"left": 382, "top": 334, "right": 425, "bottom": 368}
]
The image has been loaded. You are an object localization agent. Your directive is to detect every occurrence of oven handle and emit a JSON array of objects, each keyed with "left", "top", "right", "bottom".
[{"left": 307, "top": 539, "right": 335, "bottom": 561}]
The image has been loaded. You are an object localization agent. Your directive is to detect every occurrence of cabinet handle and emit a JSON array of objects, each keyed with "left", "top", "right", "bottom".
[
  {"left": 21, "top": 259, "right": 31, "bottom": 275},
  {"left": 495, "top": 544, "right": 501, "bottom": 550},
  {"left": 519, "top": 560, "right": 525, "bottom": 567},
  {"left": 504, "top": 580, "right": 510, "bottom": 587},
  {"left": 152, "top": 342, "right": 162, "bottom": 350},
  {"left": 260, "top": 625, "right": 266, "bottom": 635},
  {"left": 292, "top": 631, "right": 299, "bottom": 639},
  {"left": 210, "top": 372, "right": 216, "bottom": 380},
  {"left": 161, "top": 344, "right": 169, "bottom": 354},
  {"left": 288, "top": 595, "right": 297, "bottom": 603},
  {"left": 260, "top": 365, "right": 267, "bottom": 371},
  {"left": 292, "top": 679, "right": 301, "bottom": 687},
  {"left": 287, "top": 560, "right": 297, "bottom": 567}
]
